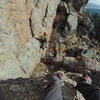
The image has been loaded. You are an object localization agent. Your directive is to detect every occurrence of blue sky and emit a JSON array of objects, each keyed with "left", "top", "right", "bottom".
[{"left": 89, "top": 0, "right": 100, "bottom": 5}]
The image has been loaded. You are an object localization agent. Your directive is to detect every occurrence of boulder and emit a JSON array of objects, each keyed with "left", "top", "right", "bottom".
[
  {"left": 0, "top": 72, "right": 85, "bottom": 100},
  {"left": 0, "top": 78, "right": 45, "bottom": 100},
  {"left": 63, "top": 57, "right": 100, "bottom": 73},
  {"left": 77, "top": 14, "right": 94, "bottom": 36},
  {"left": 82, "top": 48, "right": 97, "bottom": 59},
  {"left": 83, "top": 58, "right": 100, "bottom": 72},
  {"left": 62, "top": 12, "right": 78, "bottom": 38},
  {"left": 31, "top": 0, "right": 60, "bottom": 37},
  {"left": 66, "top": 0, "right": 89, "bottom": 13}
]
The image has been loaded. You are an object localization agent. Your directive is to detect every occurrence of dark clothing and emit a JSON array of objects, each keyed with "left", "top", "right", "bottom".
[
  {"left": 40, "top": 40, "right": 46, "bottom": 49},
  {"left": 54, "top": 50, "right": 57, "bottom": 58},
  {"left": 43, "top": 75, "right": 62, "bottom": 100},
  {"left": 76, "top": 81, "right": 100, "bottom": 100},
  {"left": 40, "top": 35, "right": 47, "bottom": 49}
]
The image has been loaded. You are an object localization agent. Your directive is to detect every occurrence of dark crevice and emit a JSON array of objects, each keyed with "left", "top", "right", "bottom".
[
  {"left": 47, "top": 2, "right": 69, "bottom": 50},
  {"left": 28, "top": 0, "right": 40, "bottom": 38},
  {"left": 52, "top": 2, "right": 69, "bottom": 36},
  {"left": 42, "top": 4, "right": 49, "bottom": 27},
  {"left": 25, "top": 0, "right": 28, "bottom": 5},
  {"left": 35, "top": 0, "right": 41, "bottom": 7},
  {"left": 53, "top": 2, "right": 70, "bottom": 37},
  {"left": 29, "top": 17, "right": 34, "bottom": 37}
]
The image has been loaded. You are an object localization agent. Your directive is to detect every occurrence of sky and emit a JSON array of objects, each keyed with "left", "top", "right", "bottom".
[{"left": 89, "top": 0, "right": 100, "bottom": 5}]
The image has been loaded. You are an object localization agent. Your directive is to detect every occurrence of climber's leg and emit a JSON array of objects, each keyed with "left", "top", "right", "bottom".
[
  {"left": 40, "top": 41, "right": 45, "bottom": 49},
  {"left": 43, "top": 75, "right": 62, "bottom": 100},
  {"left": 54, "top": 51, "right": 57, "bottom": 58},
  {"left": 76, "top": 80, "right": 100, "bottom": 100}
]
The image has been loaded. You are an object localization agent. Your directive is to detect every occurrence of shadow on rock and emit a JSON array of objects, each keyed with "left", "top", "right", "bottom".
[{"left": 0, "top": 77, "right": 47, "bottom": 100}]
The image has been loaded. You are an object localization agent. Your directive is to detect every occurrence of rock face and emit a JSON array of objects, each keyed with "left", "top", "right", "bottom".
[
  {"left": 0, "top": 78, "right": 45, "bottom": 100},
  {"left": 0, "top": 0, "right": 100, "bottom": 99},
  {"left": 0, "top": 0, "right": 60, "bottom": 79}
]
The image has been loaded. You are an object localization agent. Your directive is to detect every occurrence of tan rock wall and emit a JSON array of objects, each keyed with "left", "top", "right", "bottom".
[
  {"left": 0, "top": 0, "right": 61, "bottom": 80},
  {"left": 0, "top": 0, "right": 40, "bottom": 79}
]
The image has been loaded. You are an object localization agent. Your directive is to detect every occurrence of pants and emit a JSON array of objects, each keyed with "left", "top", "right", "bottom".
[
  {"left": 43, "top": 76, "right": 100, "bottom": 100},
  {"left": 54, "top": 51, "right": 57, "bottom": 58},
  {"left": 76, "top": 81, "right": 100, "bottom": 100},
  {"left": 43, "top": 75, "right": 62, "bottom": 100}
]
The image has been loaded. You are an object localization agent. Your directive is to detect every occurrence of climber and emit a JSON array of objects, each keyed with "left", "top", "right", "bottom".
[
  {"left": 40, "top": 32, "right": 48, "bottom": 49},
  {"left": 53, "top": 47, "right": 59, "bottom": 58},
  {"left": 43, "top": 73, "right": 100, "bottom": 100}
]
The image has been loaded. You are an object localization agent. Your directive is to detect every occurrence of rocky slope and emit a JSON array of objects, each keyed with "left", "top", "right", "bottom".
[
  {"left": 0, "top": 0, "right": 99, "bottom": 79},
  {"left": 0, "top": 0, "right": 100, "bottom": 100}
]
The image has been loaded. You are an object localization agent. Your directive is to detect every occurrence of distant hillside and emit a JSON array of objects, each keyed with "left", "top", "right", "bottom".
[
  {"left": 85, "top": 3, "right": 100, "bottom": 9},
  {"left": 84, "top": 3, "right": 100, "bottom": 14},
  {"left": 84, "top": 8, "right": 100, "bottom": 14}
]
